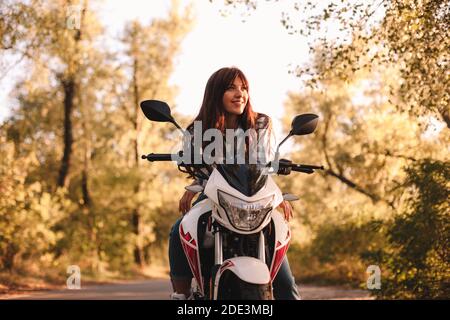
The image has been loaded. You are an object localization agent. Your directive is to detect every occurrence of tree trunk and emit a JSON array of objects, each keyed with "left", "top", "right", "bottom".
[
  {"left": 131, "top": 57, "right": 145, "bottom": 267},
  {"left": 81, "top": 112, "right": 92, "bottom": 208},
  {"left": 57, "top": 0, "right": 87, "bottom": 187},
  {"left": 58, "top": 77, "right": 75, "bottom": 187},
  {"left": 1, "top": 243, "right": 19, "bottom": 271},
  {"left": 440, "top": 107, "right": 450, "bottom": 130},
  {"left": 132, "top": 207, "right": 144, "bottom": 266},
  {"left": 81, "top": 168, "right": 91, "bottom": 207},
  {"left": 80, "top": 79, "right": 100, "bottom": 270}
]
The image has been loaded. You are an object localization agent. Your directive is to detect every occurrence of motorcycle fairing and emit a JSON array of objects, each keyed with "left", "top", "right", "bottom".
[
  {"left": 269, "top": 210, "right": 291, "bottom": 280},
  {"left": 204, "top": 168, "right": 284, "bottom": 234},
  {"left": 179, "top": 198, "right": 212, "bottom": 295},
  {"left": 212, "top": 256, "right": 271, "bottom": 300},
  {"left": 215, "top": 164, "right": 268, "bottom": 197},
  {"left": 180, "top": 172, "right": 292, "bottom": 296},
  {"left": 181, "top": 201, "right": 292, "bottom": 297}
]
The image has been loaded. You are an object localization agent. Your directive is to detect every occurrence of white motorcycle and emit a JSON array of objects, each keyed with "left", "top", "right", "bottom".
[{"left": 140, "top": 100, "right": 323, "bottom": 300}]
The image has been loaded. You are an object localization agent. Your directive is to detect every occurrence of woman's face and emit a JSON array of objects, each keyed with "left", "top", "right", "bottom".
[{"left": 222, "top": 76, "right": 248, "bottom": 116}]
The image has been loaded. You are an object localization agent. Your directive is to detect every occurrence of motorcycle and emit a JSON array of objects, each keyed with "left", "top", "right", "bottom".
[{"left": 140, "top": 99, "right": 324, "bottom": 300}]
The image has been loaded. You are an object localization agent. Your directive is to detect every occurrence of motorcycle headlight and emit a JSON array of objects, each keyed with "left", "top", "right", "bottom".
[{"left": 217, "top": 190, "right": 273, "bottom": 231}]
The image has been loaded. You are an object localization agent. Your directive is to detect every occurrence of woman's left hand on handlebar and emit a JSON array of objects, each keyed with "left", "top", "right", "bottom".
[{"left": 277, "top": 200, "right": 294, "bottom": 221}]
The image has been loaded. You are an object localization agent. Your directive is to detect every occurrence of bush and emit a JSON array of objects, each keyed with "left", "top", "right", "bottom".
[
  {"left": 378, "top": 159, "right": 450, "bottom": 299},
  {"left": 0, "top": 139, "right": 67, "bottom": 271},
  {"left": 289, "top": 220, "right": 386, "bottom": 287}
]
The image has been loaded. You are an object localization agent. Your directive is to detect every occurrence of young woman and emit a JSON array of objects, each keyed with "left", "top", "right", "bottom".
[{"left": 169, "top": 67, "right": 300, "bottom": 300}]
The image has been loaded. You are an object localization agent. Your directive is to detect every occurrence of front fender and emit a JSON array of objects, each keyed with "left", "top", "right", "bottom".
[{"left": 213, "top": 257, "right": 271, "bottom": 299}]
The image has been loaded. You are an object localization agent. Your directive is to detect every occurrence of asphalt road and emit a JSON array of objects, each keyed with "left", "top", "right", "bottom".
[{"left": 2, "top": 279, "right": 373, "bottom": 300}]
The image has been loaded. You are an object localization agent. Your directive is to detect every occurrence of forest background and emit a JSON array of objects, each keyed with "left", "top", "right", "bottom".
[{"left": 0, "top": 0, "right": 448, "bottom": 299}]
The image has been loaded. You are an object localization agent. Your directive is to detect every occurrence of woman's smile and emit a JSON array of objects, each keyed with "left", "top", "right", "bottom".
[
  {"left": 232, "top": 99, "right": 244, "bottom": 107},
  {"left": 223, "top": 76, "right": 248, "bottom": 116}
]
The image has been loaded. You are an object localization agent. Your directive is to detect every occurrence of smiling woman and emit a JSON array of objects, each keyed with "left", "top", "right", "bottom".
[
  {"left": 190, "top": 67, "right": 256, "bottom": 134},
  {"left": 168, "top": 66, "right": 299, "bottom": 300},
  {"left": 222, "top": 76, "right": 249, "bottom": 126}
]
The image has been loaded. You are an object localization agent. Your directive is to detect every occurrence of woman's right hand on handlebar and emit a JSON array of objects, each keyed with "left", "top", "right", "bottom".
[{"left": 179, "top": 190, "right": 196, "bottom": 215}]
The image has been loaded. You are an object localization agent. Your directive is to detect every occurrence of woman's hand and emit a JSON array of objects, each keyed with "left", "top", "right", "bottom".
[
  {"left": 179, "top": 190, "right": 197, "bottom": 215},
  {"left": 277, "top": 200, "right": 294, "bottom": 221}
]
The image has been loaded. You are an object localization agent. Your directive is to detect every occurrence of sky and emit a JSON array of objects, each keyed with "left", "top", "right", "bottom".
[
  {"left": 0, "top": 0, "right": 310, "bottom": 142},
  {"left": 97, "top": 0, "right": 311, "bottom": 140}
]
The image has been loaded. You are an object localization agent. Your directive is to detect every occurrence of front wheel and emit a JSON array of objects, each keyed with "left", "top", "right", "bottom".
[{"left": 216, "top": 270, "right": 273, "bottom": 300}]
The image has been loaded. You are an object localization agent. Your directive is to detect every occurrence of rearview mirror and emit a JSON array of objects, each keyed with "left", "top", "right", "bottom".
[
  {"left": 140, "top": 99, "right": 184, "bottom": 133},
  {"left": 274, "top": 113, "right": 319, "bottom": 164},
  {"left": 291, "top": 114, "right": 319, "bottom": 136},
  {"left": 140, "top": 100, "right": 174, "bottom": 123}
]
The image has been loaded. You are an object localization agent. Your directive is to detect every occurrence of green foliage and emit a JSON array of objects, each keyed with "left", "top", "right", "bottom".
[
  {"left": 1, "top": 0, "right": 448, "bottom": 298},
  {"left": 378, "top": 159, "right": 449, "bottom": 299},
  {"left": 289, "top": 219, "right": 386, "bottom": 286},
  {"left": 287, "top": 0, "right": 449, "bottom": 127},
  {"left": 0, "top": 134, "right": 71, "bottom": 271},
  {"left": 311, "top": 220, "right": 385, "bottom": 264},
  {"left": 219, "top": 0, "right": 450, "bottom": 126},
  {"left": 0, "top": 0, "right": 193, "bottom": 280},
  {"left": 268, "top": 1, "right": 449, "bottom": 297},
  {"left": 282, "top": 54, "right": 448, "bottom": 297}
]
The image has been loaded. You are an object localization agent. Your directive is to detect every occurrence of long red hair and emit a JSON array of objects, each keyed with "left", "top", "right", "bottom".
[{"left": 188, "top": 67, "right": 257, "bottom": 134}]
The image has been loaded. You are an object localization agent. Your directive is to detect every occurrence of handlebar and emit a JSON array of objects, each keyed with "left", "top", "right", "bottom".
[
  {"left": 276, "top": 159, "right": 324, "bottom": 175},
  {"left": 291, "top": 167, "right": 314, "bottom": 174},
  {"left": 291, "top": 164, "right": 324, "bottom": 170},
  {"left": 141, "top": 153, "right": 175, "bottom": 162},
  {"left": 142, "top": 153, "right": 324, "bottom": 175},
  {"left": 290, "top": 164, "right": 324, "bottom": 174}
]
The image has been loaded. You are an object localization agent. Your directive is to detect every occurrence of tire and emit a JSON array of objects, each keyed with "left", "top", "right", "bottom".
[{"left": 216, "top": 270, "right": 273, "bottom": 300}]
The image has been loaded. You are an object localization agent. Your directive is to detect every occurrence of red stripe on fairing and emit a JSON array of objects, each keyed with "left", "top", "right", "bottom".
[
  {"left": 270, "top": 241, "right": 290, "bottom": 280},
  {"left": 180, "top": 224, "right": 197, "bottom": 246},
  {"left": 180, "top": 224, "right": 192, "bottom": 242},
  {"left": 219, "top": 260, "right": 235, "bottom": 274},
  {"left": 181, "top": 241, "right": 203, "bottom": 293},
  {"left": 179, "top": 224, "right": 203, "bottom": 293}
]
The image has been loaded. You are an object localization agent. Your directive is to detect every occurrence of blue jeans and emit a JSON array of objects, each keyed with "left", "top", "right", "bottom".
[{"left": 168, "top": 195, "right": 300, "bottom": 300}]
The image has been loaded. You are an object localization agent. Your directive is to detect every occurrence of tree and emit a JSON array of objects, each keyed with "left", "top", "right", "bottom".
[
  {"left": 118, "top": 2, "right": 193, "bottom": 266},
  {"left": 1, "top": 0, "right": 105, "bottom": 188},
  {"left": 1, "top": 0, "right": 113, "bottom": 272},
  {"left": 0, "top": 0, "right": 194, "bottom": 277},
  {"left": 278, "top": 48, "right": 448, "bottom": 286},
  {"left": 0, "top": 126, "right": 70, "bottom": 271},
  {"left": 217, "top": 0, "right": 450, "bottom": 128}
]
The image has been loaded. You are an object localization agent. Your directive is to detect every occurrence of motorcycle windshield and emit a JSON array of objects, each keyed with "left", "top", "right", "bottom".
[{"left": 216, "top": 164, "right": 268, "bottom": 197}]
